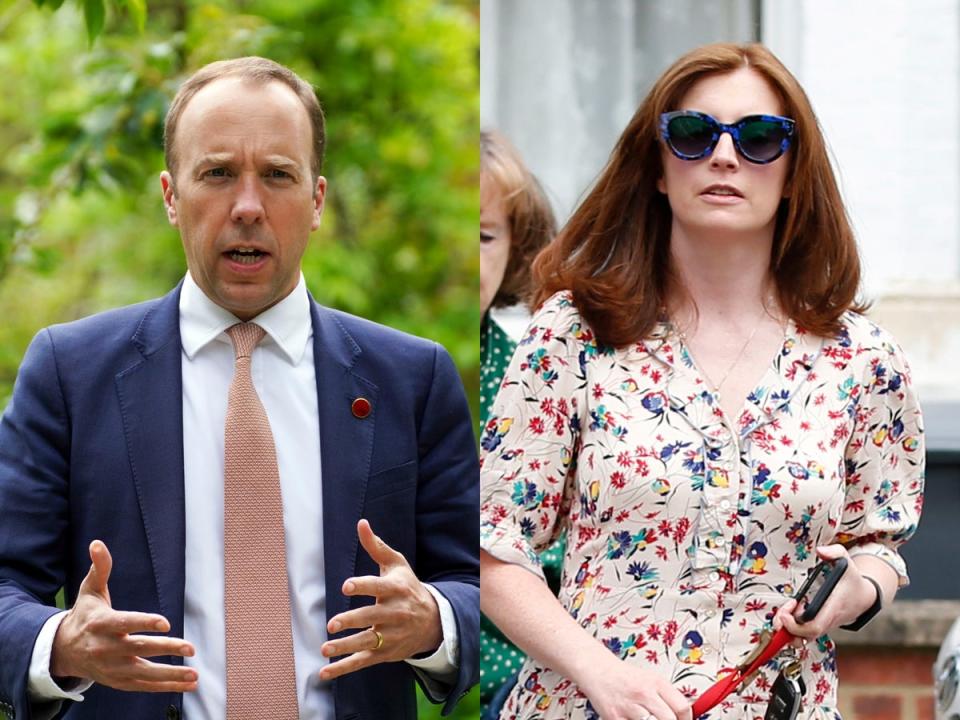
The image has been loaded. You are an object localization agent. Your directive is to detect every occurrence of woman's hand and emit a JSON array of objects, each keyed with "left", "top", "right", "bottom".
[
  {"left": 578, "top": 655, "right": 692, "bottom": 720},
  {"left": 482, "top": 551, "right": 691, "bottom": 720},
  {"left": 772, "top": 544, "right": 878, "bottom": 642}
]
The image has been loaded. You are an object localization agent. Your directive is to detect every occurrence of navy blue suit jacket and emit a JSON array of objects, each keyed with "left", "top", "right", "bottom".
[{"left": 0, "top": 285, "right": 479, "bottom": 720}]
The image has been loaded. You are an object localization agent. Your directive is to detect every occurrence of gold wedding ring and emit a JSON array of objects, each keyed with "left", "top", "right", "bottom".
[{"left": 373, "top": 629, "right": 384, "bottom": 650}]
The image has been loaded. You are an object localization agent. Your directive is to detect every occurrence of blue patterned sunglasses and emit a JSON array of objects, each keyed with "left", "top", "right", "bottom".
[{"left": 659, "top": 111, "right": 795, "bottom": 164}]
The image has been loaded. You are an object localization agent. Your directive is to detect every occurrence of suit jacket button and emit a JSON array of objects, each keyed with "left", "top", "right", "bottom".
[{"left": 165, "top": 704, "right": 180, "bottom": 720}]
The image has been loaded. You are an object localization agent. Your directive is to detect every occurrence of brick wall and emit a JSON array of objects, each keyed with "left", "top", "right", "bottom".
[
  {"left": 837, "top": 647, "right": 937, "bottom": 720},
  {"left": 832, "top": 600, "right": 960, "bottom": 720}
]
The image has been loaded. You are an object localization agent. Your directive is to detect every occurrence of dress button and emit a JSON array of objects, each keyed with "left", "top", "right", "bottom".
[
  {"left": 719, "top": 500, "right": 731, "bottom": 510},
  {"left": 166, "top": 705, "right": 180, "bottom": 720},
  {"left": 714, "top": 537, "right": 725, "bottom": 546},
  {"left": 709, "top": 571, "right": 720, "bottom": 582},
  {"left": 705, "top": 609, "right": 716, "bottom": 618}
]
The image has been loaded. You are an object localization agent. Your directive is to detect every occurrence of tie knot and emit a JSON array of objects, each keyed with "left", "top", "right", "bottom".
[{"left": 227, "top": 323, "right": 266, "bottom": 359}]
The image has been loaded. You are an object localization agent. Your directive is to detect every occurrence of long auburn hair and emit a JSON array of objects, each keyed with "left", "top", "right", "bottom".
[{"left": 532, "top": 43, "right": 865, "bottom": 348}]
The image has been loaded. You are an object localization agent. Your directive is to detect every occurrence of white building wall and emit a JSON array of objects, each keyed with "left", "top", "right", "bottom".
[
  {"left": 766, "top": 0, "right": 960, "bottom": 295},
  {"left": 764, "top": 0, "right": 960, "bottom": 424},
  {"left": 481, "top": 0, "right": 638, "bottom": 222}
]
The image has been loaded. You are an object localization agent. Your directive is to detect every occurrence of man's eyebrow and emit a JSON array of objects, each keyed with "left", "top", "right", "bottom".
[
  {"left": 189, "top": 153, "right": 305, "bottom": 174},
  {"left": 191, "top": 153, "right": 235, "bottom": 172},
  {"left": 263, "top": 156, "right": 303, "bottom": 172}
]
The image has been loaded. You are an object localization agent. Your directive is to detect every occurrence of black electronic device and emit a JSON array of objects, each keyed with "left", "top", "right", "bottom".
[{"left": 793, "top": 557, "right": 848, "bottom": 623}]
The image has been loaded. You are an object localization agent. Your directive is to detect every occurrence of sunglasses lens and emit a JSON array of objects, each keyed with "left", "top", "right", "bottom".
[
  {"left": 738, "top": 119, "right": 789, "bottom": 162},
  {"left": 666, "top": 115, "right": 714, "bottom": 158}
]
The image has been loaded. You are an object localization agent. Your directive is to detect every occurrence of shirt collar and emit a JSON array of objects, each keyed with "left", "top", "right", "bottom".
[{"left": 179, "top": 271, "right": 312, "bottom": 365}]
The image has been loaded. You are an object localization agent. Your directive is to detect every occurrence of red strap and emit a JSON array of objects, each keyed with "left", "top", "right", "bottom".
[{"left": 691, "top": 627, "right": 794, "bottom": 718}]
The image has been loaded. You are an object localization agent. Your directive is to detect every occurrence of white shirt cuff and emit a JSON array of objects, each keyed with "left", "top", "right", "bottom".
[
  {"left": 404, "top": 583, "right": 458, "bottom": 698},
  {"left": 28, "top": 611, "right": 92, "bottom": 703}
]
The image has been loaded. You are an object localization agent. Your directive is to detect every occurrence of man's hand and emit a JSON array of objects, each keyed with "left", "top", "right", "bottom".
[
  {"left": 50, "top": 540, "right": 198, "bottom": 692},
  {"left": 319, "top": 519, "right": 442, "bottom": 680}
]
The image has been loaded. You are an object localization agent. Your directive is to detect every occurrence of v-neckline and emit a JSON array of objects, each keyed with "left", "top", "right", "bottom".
[{"left": 669, "top": 317, "right": 799, "bottom": 431}]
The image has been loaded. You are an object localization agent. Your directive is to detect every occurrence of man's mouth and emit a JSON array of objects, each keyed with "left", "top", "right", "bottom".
[{"left": 226, "top": 247, "right": 267, "bottom": 265}]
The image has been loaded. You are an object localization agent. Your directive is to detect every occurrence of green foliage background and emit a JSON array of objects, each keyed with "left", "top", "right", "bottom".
[{"left": 0, "top": 0, "right": 479, "bottom": 717}]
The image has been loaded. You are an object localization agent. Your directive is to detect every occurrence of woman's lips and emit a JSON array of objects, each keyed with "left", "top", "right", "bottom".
[{"left": 700, "top": 185, "right": 744, "bottom": 204}]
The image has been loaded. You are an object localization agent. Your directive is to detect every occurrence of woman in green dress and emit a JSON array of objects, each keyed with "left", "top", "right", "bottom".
[{"left": 480, "top": 130, "right": 558, "bottom": 718}]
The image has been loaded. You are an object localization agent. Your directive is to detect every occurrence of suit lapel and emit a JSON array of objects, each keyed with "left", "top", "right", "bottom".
[
  {"left": 310, "top": 300, "right": 379, "bottom": 622},
  {"left": 115, "top": 285, "right": 186, "bottom": 637}
]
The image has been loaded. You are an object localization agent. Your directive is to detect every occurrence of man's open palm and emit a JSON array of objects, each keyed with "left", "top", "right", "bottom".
[
  {"left": 319, "top": 520, "right": 443, "bottom": 680},
  {"left": 50, "top": 540, "right": 198, "bottom": 693}
]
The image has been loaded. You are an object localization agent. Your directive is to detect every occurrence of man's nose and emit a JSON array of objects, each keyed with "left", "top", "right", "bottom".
[
  {"left": 710, "top": 132, "right": 739, "bottom": 170},
  {"left": 231, "top": 174, "right": 265, "bottom": 225}
]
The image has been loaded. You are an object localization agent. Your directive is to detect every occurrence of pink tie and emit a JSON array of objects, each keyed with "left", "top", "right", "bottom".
[{"left": 224, "top": 323, "right": 299, "bottom": 719}]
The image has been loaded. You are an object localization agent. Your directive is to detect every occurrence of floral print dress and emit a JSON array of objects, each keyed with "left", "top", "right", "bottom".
[{"left": 479, "top": 292, "right": 924, "bottom": 720}]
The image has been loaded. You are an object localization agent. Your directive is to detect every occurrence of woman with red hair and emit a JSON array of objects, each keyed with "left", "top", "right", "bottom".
[{"left": 480, "top": 43, "right": 924, "bottom": 720}]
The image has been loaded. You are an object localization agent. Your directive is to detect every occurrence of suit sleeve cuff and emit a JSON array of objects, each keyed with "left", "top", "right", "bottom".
[
  {"left": 404, "top": 583, "right": 458, "bottom": 698},
  {"left": 28, "top": 611, "right": 92, "bottom": 703}
]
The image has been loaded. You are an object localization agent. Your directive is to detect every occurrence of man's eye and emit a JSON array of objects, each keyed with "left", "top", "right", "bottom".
[
  {"left": 268, "top": 169, "right": 292, "bottom": 179},
  {"left": 204, "top": 168, "right": 228, "bottom": 178}
]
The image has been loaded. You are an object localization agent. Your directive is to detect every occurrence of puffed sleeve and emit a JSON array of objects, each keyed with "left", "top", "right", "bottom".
[
  {"left": 837, "top": 329, "right": 924, "bottom": 586},
  {"left": 480, "top": 292, "right": 587, "bottom": 580}
]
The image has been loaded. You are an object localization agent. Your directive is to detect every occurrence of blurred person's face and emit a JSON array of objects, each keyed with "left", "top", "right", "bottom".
[
  {"left": 161, "top": 77, "right": 325, "bottom": 320},
  {"left": 657, "top": 68, "right": 789, "bottom": 242},
  {"left": 480, "top": 173, "right": 511, "bottom": 316}
]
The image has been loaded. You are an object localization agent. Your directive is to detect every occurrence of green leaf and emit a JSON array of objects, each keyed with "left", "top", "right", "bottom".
[
  {"left": 123, "top": 0, "right": 147, "bottom": 33},
  {"left": 83, "top": 0, "right": 105, "bottom": 44}
]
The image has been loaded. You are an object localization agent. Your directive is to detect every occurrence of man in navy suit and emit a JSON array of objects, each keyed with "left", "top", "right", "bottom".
[{"left": 0, "top": 57, "right": 478, "bottom": 720}]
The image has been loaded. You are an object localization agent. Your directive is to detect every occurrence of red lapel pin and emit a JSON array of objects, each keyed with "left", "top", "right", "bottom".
[{"left": 351, "top": 397, "right": 372, "bottom": 419}]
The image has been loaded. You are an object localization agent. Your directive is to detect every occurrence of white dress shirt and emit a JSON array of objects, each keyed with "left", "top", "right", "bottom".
[{"left": 28, "top": 273, "right": 458, "bottom": 719}]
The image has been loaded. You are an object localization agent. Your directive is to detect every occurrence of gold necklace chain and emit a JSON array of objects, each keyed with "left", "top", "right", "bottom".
[{"left": 674, "top": 306, "right": 769, "bottom": 396}]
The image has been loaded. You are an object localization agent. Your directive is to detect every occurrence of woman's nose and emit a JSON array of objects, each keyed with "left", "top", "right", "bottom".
[{"left": 710, "top": 132, "right": 739, "bottom": 170}]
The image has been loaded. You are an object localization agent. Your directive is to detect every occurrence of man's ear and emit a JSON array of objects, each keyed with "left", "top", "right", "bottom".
[
  {"left": 160, "top": 171, "right": 178, "bottom": 226},
  {"left": 311, "top": 175, "right": 327, "bottom": 231}
]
